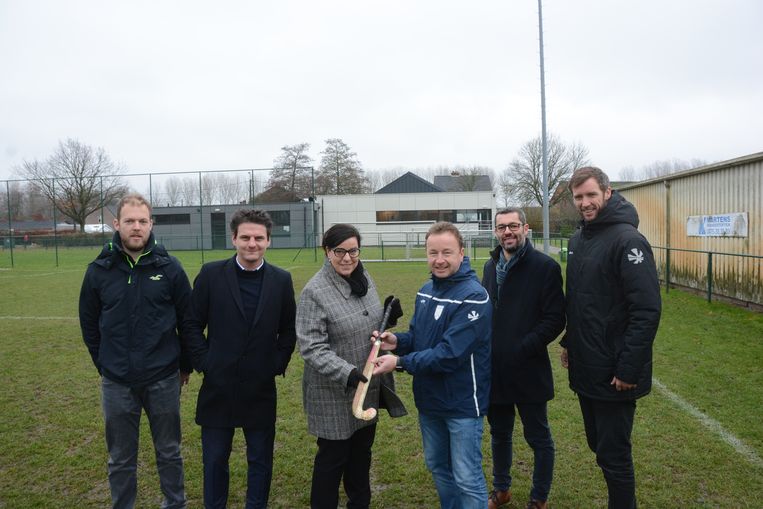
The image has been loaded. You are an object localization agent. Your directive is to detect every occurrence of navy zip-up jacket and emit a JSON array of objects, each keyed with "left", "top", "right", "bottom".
[
  {"left": 79, "top": 232, "right": 192, "bottom": 387},
  {"left": 395, "top": 257, "right": 492, "bottom": 418}
]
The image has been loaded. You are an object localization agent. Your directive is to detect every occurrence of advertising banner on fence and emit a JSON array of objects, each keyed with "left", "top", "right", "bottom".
[{"left": 686, "top": 212, "right": 748, "bottom": 237}]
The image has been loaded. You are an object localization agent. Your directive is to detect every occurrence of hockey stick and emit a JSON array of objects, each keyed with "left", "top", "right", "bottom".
[{"left": 352, "top": 297, "right": 399, "bottom": 420}]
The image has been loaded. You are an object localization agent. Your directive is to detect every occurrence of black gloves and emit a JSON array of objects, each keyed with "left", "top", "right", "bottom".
[
  {"left": 384, "top": 295, "right": 404, "bottom": 328},
  {"left": 347, "top": 368, "right": 368, "bottom": 389}
]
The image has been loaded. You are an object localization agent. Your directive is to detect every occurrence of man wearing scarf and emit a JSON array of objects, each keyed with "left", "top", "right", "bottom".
[{"left": 481, "top": 208, "right": 566, "bottom": 509}]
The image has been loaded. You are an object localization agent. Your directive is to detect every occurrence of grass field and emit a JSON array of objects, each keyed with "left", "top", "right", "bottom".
[{"left": 1, "top": 246, "right": 762, "bottom": 508}]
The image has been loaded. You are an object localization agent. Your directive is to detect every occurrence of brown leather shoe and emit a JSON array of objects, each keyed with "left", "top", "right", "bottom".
[
  {"left": 526, "top": 499, "right": 548, "bottom": 509},
  {"left": 488, "top": 489, "right": 511, "bottom": 509}
]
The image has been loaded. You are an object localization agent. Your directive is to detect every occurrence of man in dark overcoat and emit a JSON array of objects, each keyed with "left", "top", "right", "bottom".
[
  {"left": 482, "top": 208, "right": 565, "bottom": 509},
  {"left": 183, "top": 209, "right": 297, "bottom": 509}
]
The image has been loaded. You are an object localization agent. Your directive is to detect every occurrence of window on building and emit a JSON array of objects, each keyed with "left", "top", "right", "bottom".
[
  {"left": 376, "top": 209, "right": 489, "bottom": 224},
  {"left": 153, "top": 213, "right": 191, "bottom": 225},
  {"left": 268, "top": 210, "right": 291, "bottom": 236}
]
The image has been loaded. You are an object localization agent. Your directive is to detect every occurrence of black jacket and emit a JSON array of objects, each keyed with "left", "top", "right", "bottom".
[
  {"left": 561, "top": 191, "right": 661, "bottom": 401},
  {"left": 183, "top": 256, "right": 297, "bottom": 429},
  {"left": 79, "top": 232, "right": 192, "bottom": 387},
  {"left": 482, "top": 241, "right": 565, "bottom": 403}
]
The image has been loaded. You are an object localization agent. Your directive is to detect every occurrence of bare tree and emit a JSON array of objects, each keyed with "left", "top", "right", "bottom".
[
  {"left": 21, "top": 182, "right": 51, "bottom": 220},
  {"left": 180, "top": 177, "right": 198, "bottom": 206},
  {"left": 618, "top": 166, "right": 639, "bottom": 181},
  {"left": 496, "top": 171, "right": 516, "bottom": 208},
  {"left": 365, "top": 167, "right": 408, "bottom": 191},
  {"left": 503, "top": 134, "right": 590, "bottom": 207},
  {"left": 216, "top": 173, "right": 245, "bottom": 204},
  {"left": 316, "top": 139, "right": 370, "bottom": 194},
  {"left": 164, "top": 176, "right": 183, "bottom": 206},
  {"left": 0, "top": 181, "right": 24, "bottom": 221},
  {"left": 15, "top": 139, "right": 126, "bottom": 230},
  {"left": 268, "top": 143, "right": 313, "bottom": 199}
]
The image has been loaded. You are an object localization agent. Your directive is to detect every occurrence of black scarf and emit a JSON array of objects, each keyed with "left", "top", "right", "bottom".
[{"left": 342, "top": 260, "right": 368, "bottom": 297}]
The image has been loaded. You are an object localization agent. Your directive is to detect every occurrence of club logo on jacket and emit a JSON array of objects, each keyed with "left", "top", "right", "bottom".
[
  {"left": 149, "top": 274, "right": 164, "bottom": 281},
  {"left": 467, "top": 310, "right": 479, "bottom": 322},
  {"left": 434, "top": 305, "right": 444, "bottom": 320},
  {"left": 627, "top": 248, "right": 644, "bottom": 265}
]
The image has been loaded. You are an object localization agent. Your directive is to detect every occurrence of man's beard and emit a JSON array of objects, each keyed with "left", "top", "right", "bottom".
[{"left": 504, "top": 237, "right": 524, "bottom": 254}]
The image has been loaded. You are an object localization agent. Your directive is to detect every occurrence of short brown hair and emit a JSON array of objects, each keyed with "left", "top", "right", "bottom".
[
  {"left": 569, "top": 166, "right": 610, "bottom": 193},
  {"left": 230, "top": 209, "right": 273, "bottom": 238},
  {"left": 495, "top": 207, "right": 527, "bottom": 225},
  {"left": 116, "top": 193, "right": 152, "bottom": 219},
  {"left": 425, "top": 221, "right": 464, "bottom": 248}
]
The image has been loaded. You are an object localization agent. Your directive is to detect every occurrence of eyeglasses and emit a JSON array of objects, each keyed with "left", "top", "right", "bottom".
[
  {"left": 495, "top": 223, "right": 524, "bottom": 233},
  {"left": 331, "top": 247, "right": 361, "bottom": 259}
]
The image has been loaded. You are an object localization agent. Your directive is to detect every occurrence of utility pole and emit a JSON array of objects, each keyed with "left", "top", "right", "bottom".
[{"left": 538, "top": 0, "right": 550, "bottom": 254}]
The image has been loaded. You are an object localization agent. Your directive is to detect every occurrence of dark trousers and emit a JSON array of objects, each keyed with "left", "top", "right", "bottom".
[
  {"left": 101, "top": 374, "right": 187, "bottom": 509},
  {"left": 310, "top": 424, "right": 377, "bottom": 509},
  {"left": 578, "top": 395, "right": 637, "bottom": 509},
  {"left": 201, "top": 425, "right": 275, "bottom": 509},
  {"left": 488, "top": 402, "right": 554, "bottom": 502}
]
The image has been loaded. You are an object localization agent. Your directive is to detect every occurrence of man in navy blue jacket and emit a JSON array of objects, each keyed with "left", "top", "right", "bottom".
[
  {"left": 183, "top": 209, "right": 296, "bottom": 509},
  {"left": 482, "top": 208, "right": 565, "bottom": 509},
  {"left": 79, "top": 193, "right": 192, "bottom": 509},
  {"left": 373, "top": 221, "right": 492, "bottom": 509}
]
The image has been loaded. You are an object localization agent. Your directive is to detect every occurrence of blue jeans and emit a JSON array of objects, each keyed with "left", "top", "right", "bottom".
[
  {"left": 418, "top": 413, "right": 488, "bottom": 509},
  {"left": 488, "top": 402, "right": 554, "bottom": 501},
  {"left": 201, "top": 425, "right": 275, "bottom": 509},
  {"left": 101, "top": 374, "right": 187, "bottom": 509}
]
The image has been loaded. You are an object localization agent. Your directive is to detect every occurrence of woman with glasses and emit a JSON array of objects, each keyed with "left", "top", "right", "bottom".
[{"left": 296, "top": 223, "right": 406, "bottom": 509}]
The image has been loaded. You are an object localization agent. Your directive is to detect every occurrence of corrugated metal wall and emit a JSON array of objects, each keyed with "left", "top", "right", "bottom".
[{"left": 619, "top": 153, "right": 762, "bottom": 304}]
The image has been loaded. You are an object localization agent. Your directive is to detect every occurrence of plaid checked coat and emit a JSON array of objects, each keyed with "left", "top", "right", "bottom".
[{"left": 297, "top": 260, "right": 407, "bottom": 440}]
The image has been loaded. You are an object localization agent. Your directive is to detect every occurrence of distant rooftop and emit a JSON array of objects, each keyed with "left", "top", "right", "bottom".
[
  {"left": 375, "top": 171, "right": 493, "bottom": 194},
  {"left": 375, "top": 172, "right": 443, "bottom": 194},
  {"left": 433, "top": 174, "right": 493, "bottom": 192}
]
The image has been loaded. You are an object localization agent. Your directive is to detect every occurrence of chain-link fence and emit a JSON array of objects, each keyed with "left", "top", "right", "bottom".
[{"left": 0, "top": 167, "right": 318, "bottom": 268}]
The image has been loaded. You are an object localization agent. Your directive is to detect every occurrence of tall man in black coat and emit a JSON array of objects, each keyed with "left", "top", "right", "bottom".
[
  {"left": 560, "top": 167, "right": 661, "bottom": 509},
  {"left": 482, "top": 208, "right": 565, "bottom": 509},
  {"left": 183, "top": 209, "right": 297, "bottom": 509}
]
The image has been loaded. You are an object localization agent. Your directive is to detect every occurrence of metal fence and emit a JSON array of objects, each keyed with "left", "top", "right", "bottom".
[
  {"left": 652, "top": 245, "right": 763, "bottom": 305},
  {"left": 1, "top": 167, "right": 319, "bottom": 267}
]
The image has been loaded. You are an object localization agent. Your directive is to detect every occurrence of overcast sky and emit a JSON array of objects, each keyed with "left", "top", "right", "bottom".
[{"left": 1, "top": 0, "right": 761, "bottom": 182}]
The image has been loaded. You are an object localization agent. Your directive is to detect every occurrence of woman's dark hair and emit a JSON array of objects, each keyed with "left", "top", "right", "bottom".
[{"left": 322, "top": 223, "right": 361, "bottom": 249}]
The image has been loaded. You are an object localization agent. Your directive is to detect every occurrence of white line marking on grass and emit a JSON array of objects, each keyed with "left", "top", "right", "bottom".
[
  {"left": 0, "top": 269, "right": 81, "bottom": 279},
  {"left": 0, "top": 316, "right": 77, "bottom": 320},
  {"left": 653, "top": 377, "right": 763, "bottom": 468}
]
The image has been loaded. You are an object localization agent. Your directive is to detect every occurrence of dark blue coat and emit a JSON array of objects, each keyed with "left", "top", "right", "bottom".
[
  {"left": 183, "top": 256, "right": 297, "bottom": 428},
  {"left": 482, "top": 241, "right": 565, "bottom": 404},
  {"left": 395, "top": 257, "right": 492, "bottom": 418},
  {"left": 79, "top": 232, "right": 192, "bottom": 387}
]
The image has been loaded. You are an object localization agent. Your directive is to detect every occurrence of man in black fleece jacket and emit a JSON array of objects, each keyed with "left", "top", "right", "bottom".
[{"left": 561, "top": 167, "right": 661, "bottom": 509}]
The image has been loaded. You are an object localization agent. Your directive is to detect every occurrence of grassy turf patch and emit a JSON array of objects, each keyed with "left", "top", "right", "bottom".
[{"left": 1, "top": 247, "right": 761, "bottom": 508}]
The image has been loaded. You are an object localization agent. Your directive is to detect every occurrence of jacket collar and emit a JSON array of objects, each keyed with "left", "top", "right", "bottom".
[{"left": 322, "top": 258, "right": 354, "bottom": 300}]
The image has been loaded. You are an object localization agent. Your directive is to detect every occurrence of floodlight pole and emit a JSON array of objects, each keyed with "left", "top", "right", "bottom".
[
  {"left": 538, "top": 0, "right": 550, "bottom": 254},
  {"left": 5, "top": 180, "right": 13, "bottom": 267}
]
